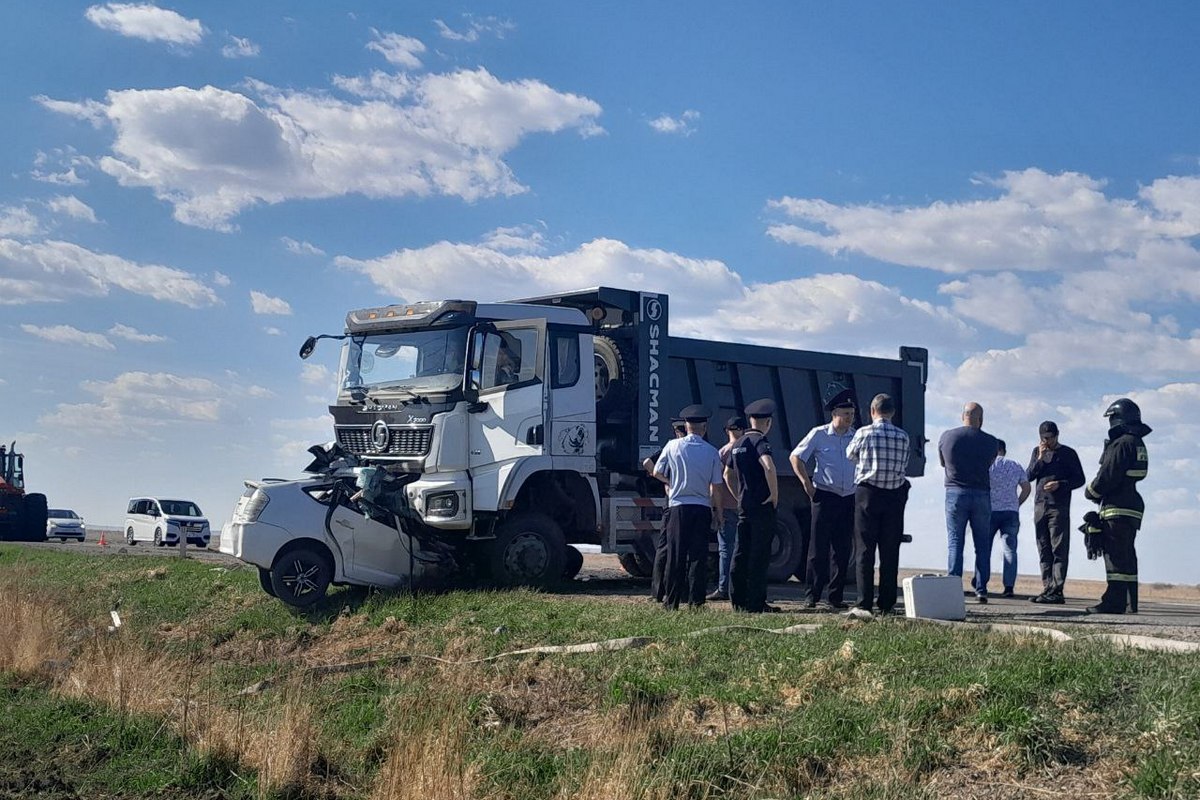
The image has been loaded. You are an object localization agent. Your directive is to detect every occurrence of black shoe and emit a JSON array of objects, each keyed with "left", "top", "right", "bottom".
[
  {"left": 761, "top": 604, "right": 783, "bottom": 613},
  {"left": 874, "top": 607, "right": 901, "bottom": 617},
  {"left": 1031, "top": 592, "right": 1064, "bottom": 605},
  {"left": 705, "top": 590, "right": 729, "bottom": 602},
  {"left": 1001, "top": 588, "right": 1015, "bottom": 598},
  {"left": 827, "top": 600, "right": 848, "bottom": 610},
  {"left": 1086, "top": 604, "right": 1125, "bottom": 615},
  {"left": 802, "top": 598, "right": 817, "bottom": 609},
  {"left": 976, "top": 595, "right": 988, "bottom": 605}
]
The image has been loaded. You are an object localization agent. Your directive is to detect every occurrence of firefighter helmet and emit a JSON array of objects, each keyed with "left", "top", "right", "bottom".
[{"left": 1103, "top": 397, "right": 1141, "bottom": 427}]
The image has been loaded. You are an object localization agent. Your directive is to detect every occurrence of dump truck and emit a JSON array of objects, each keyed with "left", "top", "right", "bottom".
[
  {"left": 222, "top": 287, "right": 927, "bottom": 607},
  {"left": 0, "top": 441, "right": 49, "bottom": 542}
]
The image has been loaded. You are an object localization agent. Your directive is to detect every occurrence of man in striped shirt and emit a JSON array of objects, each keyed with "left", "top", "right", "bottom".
[
  {"left": 846, "top": 393, "right": 910, "bottom": 615},
  {"left": 988, "top": 439, "right": 1031, "bottom": 598}
]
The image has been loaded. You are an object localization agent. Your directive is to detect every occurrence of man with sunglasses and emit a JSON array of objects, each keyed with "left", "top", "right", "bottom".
[{"left": 1026, "top": 421, "right": 1085, "bottom": 604}]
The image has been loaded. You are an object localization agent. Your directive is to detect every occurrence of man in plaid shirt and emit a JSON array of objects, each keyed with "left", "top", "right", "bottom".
[{"left": 846, "top": 393, "right": 911, "bottom": 614}]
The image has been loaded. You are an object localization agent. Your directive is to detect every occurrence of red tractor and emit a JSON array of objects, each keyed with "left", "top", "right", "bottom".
[{"left": 0, "top": 441, "right": 48, "bottom": 542}]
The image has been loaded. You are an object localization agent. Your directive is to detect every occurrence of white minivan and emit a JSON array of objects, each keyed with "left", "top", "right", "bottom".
[{"left": 124, "top": 497, "right": 211, "bottom": 548}]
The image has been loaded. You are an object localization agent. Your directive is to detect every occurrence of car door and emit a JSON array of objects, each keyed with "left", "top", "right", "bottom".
[{"left": 467, "top": 321, "right": 546, "bottom": 510}]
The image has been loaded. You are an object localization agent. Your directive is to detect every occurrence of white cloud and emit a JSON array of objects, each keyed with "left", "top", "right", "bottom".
[
  {"left": 281, "top": 236, "right": 325, "bottom": 256},
  {"left": 0, "top": 206, "right": 42, "bottom": 237},
  {"left": 767, "top": 169, "right": 1200, "bottom": 273},
  {"left": 366, "top": 29, "right": 425, "bottom": 69},
  {"left": 41, "top": 67, "right": 602, "bottom": 229},
  {"left": 84, "top": 3, "right": 204, "bottom": 46},
  {"left": 481, "top": 224, "right": 546, "bottom": 253},
  {"left": 648, "top": 109, "right": 700, "bottom": 136},
  {"left": 40, "top": 371, "right": 224, "bottom": 433},
  {"left": 249, "top": 290, "right": 292, "bottom": 315},
  {"left": 434, "top": 15, "right": 515, "bottom": 42},
  {"left": 47, "top": 195, "right": 98, "bottom": 223},
  {"left": 300, "top": 363, "right": 332, "bottom": 386},
  {"left": 212, "top": 270, "right": 231, "bottom": 287},
  {"left": 109, "top": 323, "right": 168, "bottom": 343},
  {"left": 31, "top": 148, "right": 93, "bottom": 185},
  {"left": 0, "top": 238, "right": 218, "bottom": 306},
  {"left": 264, "top": 326, "right": 283, "bottom": 336},
  {"left": 21, "top": 323, "right": 114, "bottom": 350},
  {"left": 221, "top": 34, "right": 259, "bottom": 58}
]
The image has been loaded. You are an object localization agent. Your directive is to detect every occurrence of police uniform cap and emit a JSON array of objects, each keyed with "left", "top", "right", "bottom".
[
  {"left": 745, "top": 398, "right": 776, "bottom": 418},
  {"left": 679, "top": 404, "right": 711, "bottom": 423},
  {"left": 824, "top": 388, "right": 856, "bottom": 413},
  {"left": 725, "top": 415, "right": 748, "bottom": 431}
]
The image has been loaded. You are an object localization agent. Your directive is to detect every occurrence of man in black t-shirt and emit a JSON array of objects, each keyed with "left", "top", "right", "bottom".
[{"left": 723, "top": 398, "right": 780, "bottom": 613}]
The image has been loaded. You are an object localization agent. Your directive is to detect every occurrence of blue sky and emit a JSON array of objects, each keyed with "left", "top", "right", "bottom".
[{"left": 2, "top": 3, "right": 1198, "bottom": 584}]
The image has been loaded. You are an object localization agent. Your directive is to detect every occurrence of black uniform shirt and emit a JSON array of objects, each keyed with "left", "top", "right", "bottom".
[{"left": 723, "top": 430, "right": 772, "bottom": 508}]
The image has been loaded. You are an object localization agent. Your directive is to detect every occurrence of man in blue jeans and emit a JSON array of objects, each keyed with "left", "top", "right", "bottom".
[
  {"left": 988, "top": 439, "right": 1031, "bottom": 597},
  {"left": 707, "top": 416, "right": 746, "bottom": 602},
  {"left": 938, "top": 402, "right": 999, "bottom": 603}
]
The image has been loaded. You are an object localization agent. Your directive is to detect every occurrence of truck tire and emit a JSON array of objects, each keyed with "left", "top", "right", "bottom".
[
  {"left": 270, "top": 544, "right": 333, "bottom": 608},
  {"left": 22, "top": 493, "right": 48, "bottom": 542},
  {"left": 487, "top": 512, "right": 567, "bottom": 588},
  {"left": 767, "top": 509, "right": 805, "bottom": 583},
  {"left": 594, "top": 335, "right": 636, "bottom": 411},
  {"left": 617, "top": 552, "right": 649, "bottom": 578},
  {"left": 562, "top": 545, "right": 584, "bottom": 580}
]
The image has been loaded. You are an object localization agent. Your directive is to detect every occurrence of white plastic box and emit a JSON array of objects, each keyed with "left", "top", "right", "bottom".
[{"left": 902, "top": 574, "right": 966, "bottom": 621}]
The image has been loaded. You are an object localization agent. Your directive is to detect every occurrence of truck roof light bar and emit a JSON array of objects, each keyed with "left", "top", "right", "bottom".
[{"left": 345, "top": 300, "right": 477, "bottom": 332}]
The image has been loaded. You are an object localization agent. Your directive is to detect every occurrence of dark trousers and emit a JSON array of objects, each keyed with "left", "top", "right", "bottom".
[
  {"left": 854, "top": 483, "right": 907, "bottom": 612},
  {"left": 662, "top": 504, "right": 710, "bottom": 609},
  {"left": 1034, "top": 506, "right": 1070, "bottom": 595},
  {"left": 650, "top": 507, "right": 673, "bottom": 601},
  {"left": 1100, "top": 518, "right": 1139, "bottom": 612},
  {"left": 807, "top": 489, "right": 854, "bottom": 604},
  {"left": 731, "top": 503, "right": 775, "bottom": 612}
]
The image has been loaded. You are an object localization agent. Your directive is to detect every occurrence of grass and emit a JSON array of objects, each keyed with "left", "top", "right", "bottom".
[{"left": 2, "top": 543, "right": 1200, "bottom": 799}]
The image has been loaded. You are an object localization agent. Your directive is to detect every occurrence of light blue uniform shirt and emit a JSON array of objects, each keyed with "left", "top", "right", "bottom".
[
  {"left": 654, "top": 434, "right": 724, "bottom": 507},
  {"left": 790, "top": 423, "right": 857, "bottom": 497}
]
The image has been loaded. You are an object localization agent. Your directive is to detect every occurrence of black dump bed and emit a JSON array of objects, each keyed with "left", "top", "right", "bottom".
[{"left": 517, "top": 286, "right": 928, "bottom": 479}]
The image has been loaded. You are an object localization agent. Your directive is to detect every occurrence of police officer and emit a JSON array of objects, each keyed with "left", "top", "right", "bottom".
[
  {"left": 1084, "top": 398, "right": 1151, "bottom": 615},
  {"left": 645, "top": 418, "right": 687, "bottom": 602},
  {"left": 790, "top": 389, "right": 857, "bottom": 610},
  {"left": 723, "top": 398, "right": 780, "bottom": 613},
  {"left": 653, "top": 405, "right": 725, "bottom": 610}
]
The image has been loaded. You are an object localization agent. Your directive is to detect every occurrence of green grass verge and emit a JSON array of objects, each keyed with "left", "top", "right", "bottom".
[{"left": 3, "top": 544, "right": 1200, "bottom": 799}]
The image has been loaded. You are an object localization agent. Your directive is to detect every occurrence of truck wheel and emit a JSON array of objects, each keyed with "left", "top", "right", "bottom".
[
  {"left": 767, "top": 510, "right": 805, "bottom": 583},
  {"left": 563, "top": 545, "right": 584, "bottom": 580},
  {"left": 487, "top": 513, "right": 567, "bottom": 588},
  {"left": 22, "top": 493, "right": 48, "bottom": 542},
  {"left": 258, "top": 567, "right": 277, "bottom": 597},
  {"left": 594, "top": 335, "right": 636, "bottom": 411},
  {"left": 270, "top": 545, "right": 332, "bottom": 608},
  {"left": 617, "top": 552, "right": 649, "bottom": 578}
]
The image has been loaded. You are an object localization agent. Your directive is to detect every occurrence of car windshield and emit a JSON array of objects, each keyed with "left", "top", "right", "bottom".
[
  {"left": 161, "top": 500, "right": 202, "bottom": 517},
  {"left": 339, "top": 325, "right": 468, "bottom": 396},
  {"left": 49, "top": 509, "right": 79, "bottom": 519}
]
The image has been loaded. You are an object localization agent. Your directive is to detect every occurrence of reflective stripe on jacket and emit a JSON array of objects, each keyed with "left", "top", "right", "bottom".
[{"left": 1085, "top": 432, "right": 1148, "bottom": 530}]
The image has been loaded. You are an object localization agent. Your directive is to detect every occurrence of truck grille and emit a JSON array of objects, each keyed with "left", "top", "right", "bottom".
[{"left": 336, "top": 426, "right": 433, "bottom": 457}]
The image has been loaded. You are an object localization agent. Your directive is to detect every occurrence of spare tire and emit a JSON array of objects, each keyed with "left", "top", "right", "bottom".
[{"left": 594, "top": 335, "right": 636, "bottom": 412}]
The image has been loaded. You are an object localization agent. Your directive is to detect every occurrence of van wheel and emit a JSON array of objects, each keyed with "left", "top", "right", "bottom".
[
  {"left": 258, "top": 567, "right": 277, "bottom": 598},
  {"left": 487, "top": 513, "right": 566, "bottom": 588},
  {"left": 562, "top": 545, "right": 584, "bottom": 580},
  {"left": 126, "top": 527, "right": 137, "bottom": 546},
  {"left": 153, "top": 528, "right": 163, "bottom": 547},
  {"left": 270, "top": 545, "right": 332, "bottom": 608}
]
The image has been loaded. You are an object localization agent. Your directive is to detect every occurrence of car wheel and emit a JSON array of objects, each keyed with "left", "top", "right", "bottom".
[
  {"left": 487, "top": 512, "right": 567, "bottom": 588},
  {"left": 258, "top": 567, "right": 277, "bottom": 598},
  {"left": 562, "top": 544, "right": 584, "bottom": 580},
  {"left": 153, "top": 528, "right": 163, "bottom": 547},
  {"left": 126, "top": 527, "right": 137, "bottom": 546},
  {"left": 270, "top": 545, "right": 332, "bottom": 608}
]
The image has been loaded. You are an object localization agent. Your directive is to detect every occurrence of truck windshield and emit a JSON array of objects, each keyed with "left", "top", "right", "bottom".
[{"left": 340, "top": 326, "right": 468, "bottom": 396}]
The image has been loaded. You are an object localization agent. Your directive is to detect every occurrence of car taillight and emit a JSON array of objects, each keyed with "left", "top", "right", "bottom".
[{"left": 241, "top": 489, "right": 270, "bottom": 522}]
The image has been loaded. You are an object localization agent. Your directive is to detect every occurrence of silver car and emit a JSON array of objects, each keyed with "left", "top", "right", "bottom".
[{"left": 47, "top": 508, "right": 86, "bottom": 542}]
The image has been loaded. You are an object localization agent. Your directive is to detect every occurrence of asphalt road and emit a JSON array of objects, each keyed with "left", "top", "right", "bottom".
[{"left": 10, "top": 540, "right": 1200, "bottom": 643}]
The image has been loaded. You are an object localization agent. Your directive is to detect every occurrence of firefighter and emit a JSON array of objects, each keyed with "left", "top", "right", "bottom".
[{"left": 1083, "top": 398, "right": 1150, "bottom": 615}]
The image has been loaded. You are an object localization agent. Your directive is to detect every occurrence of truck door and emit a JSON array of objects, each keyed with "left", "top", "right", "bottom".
[{"left": 468, "top": 321, "right": 546, "bottom": 510}]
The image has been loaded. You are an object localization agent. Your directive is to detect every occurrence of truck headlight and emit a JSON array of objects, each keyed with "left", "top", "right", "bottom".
[
  {"left": 241, "top": 490, "right": 270, "bottom": 523},
  {"left": 426, "top": 491, "right": 460, "bottom": 518}
]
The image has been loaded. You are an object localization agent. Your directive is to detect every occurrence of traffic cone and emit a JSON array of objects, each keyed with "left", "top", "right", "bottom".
[{"left": 98, "top": 530, "right": 108, "bottom": 547}]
